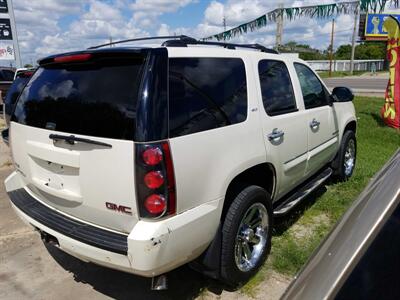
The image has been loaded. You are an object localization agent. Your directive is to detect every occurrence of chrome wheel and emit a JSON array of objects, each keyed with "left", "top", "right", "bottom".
[
  {"left": 344, "top": 139, "right": 356, "bottom": 176},
  {"left": 234, "top": 203, "right": 269, "bottom": 272}
]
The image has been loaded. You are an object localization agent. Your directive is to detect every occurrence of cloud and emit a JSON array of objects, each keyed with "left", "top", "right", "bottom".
[
  {"left": 10, "top": 0, "right": 390, "bottom": 66},
  {"left": 131, "top": 0, "right": 195, "bottom": 28}
]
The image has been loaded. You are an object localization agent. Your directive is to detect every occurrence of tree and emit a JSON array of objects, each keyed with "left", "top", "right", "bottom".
[
  {"left": 334, "top": 42, "right": 386, "bottom": 60},
  {"left": 24, "top": 64, "right": 33, "bottom": 68},
  {"left": 280, "top": 41, "right": 327, "bottom": 60},
  {"left": 335, "top": 45, "right": 352, "bottom": 59}
]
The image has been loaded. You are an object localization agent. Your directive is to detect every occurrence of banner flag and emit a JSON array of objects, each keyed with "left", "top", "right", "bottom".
[
  {"left": 381, "top": 16, "right": 400, "bottom": 129},
  {"left": 202, "top": 1, "right": 400, "bottom": 42}
]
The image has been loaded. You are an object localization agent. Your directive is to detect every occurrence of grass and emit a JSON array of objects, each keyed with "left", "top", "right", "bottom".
[{"left": 241, "top": 96, "right": 399, "bottom": 293}]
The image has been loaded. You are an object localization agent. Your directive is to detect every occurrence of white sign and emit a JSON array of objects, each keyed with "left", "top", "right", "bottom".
[{"left": 0, "top": 42, "right": 14, "bottom": 59}]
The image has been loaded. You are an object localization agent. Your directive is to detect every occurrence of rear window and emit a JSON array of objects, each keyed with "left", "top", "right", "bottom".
[
  {"left": 169, "top": 57, "right": 247, "bottom": 138},
  {"left": 12, "top": 54, "right": 146, "bottom": 140}
]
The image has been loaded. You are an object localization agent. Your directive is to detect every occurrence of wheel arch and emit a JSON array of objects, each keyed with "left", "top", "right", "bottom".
[
  {"left": 344, "top": 120, "right": 357, "bottom": 134},
  {"left": 221, "top": 162, "right": 276, "bottom": 221}
]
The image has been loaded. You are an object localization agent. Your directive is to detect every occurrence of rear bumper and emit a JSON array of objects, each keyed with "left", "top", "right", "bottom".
[{"left": 5, "top": 171, "right": 222, "bottom": 277}]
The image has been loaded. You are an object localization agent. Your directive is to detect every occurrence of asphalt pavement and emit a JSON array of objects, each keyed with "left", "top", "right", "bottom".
[
  {"left": 322, "top": 74, "right": 388, "bottom": 97},
  {"left": 323, "top": 77, "right": 387, "bottom": 90}
]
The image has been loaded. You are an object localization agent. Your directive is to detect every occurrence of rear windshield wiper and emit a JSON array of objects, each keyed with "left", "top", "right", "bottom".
[{"left": 49, "top": 134, "right": 112, "bottom": 148}]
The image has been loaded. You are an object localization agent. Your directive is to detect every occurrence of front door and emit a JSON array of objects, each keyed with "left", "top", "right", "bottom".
[{"left": 293, "top": 63, "right": 339, "bottom": 176}]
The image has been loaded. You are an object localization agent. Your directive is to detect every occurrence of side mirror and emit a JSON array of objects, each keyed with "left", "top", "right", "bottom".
[{"left": 331, "top": 87, "right": 354, "bottom": 103}]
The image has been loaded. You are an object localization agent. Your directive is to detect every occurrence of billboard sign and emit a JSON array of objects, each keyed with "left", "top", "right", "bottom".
[
  {"left": 0, "top": 18, "right": 11, "bottom": 40},
  {"left": 0, "top": 42, "right": 14, "bottom": 59},
  {"left": 365, "top": 13, "right": 400, "bottom": 37},
  {"left": 0, "top": 0, "right": 8, "bottom": 14}
]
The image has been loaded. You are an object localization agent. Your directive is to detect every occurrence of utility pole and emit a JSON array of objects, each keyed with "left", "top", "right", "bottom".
[
  {"left": 7, "top": 0, "right": 22, "bottom": 68},
  {"left": 223, "top": 16, "right": 227, "bottom": 31},
  {"left": 329, "top": 18, "right": 335, "bottom": 77},
  {"left": 275, "top": 4, "right": 284, "bottom": 50},
  {"left": 350, "top": 5, "right": 359, "bottom": 75}
]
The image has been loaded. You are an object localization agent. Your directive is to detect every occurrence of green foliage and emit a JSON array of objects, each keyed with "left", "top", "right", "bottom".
[
  {"left": 280, "top": 41, "right": 327, "bottom": 60},
  {"left": 23, "top": 64, "right": 33, "bottom": 68},
  {"left": 335, "top": 42, "right": 386, "bottom": 60}
]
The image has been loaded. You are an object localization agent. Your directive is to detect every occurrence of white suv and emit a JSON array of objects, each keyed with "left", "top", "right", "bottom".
[{"left": 4, "top": 36, "right": 357, "bottom": 288}]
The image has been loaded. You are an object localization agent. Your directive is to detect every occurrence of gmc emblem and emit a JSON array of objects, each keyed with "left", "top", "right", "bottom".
[{"left": 106, "top": 202, "right": 132, "bottom": 215}]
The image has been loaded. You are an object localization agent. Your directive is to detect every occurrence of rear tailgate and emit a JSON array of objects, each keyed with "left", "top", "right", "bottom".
[{"left": 9, "top": 50, "right": 147, "bottom": 233}]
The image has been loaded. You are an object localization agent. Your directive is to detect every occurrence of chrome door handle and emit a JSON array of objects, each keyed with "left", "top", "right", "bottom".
[
  {"left": 310, "top": 119, "right": 320, "bottom": 128},
  {"left": 268, "top": 129, "right": 284, "bottom": 141}
]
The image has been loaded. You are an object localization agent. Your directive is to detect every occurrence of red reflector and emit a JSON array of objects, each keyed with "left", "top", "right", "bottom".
[
  {"left": 54, "top": 53, "right": 92, "bottom": 63},
  {"left": 162, "top": 142, "right": 176, "bottom": 215},
  {"left": 142, "top": 147, "right": 163, "bottom": 166},
  {"left": 144, "top": 194, "right": 166, "bottom": 215},
  {"left": 20, "top": 71, "right": 34, "bottom": 77},
  {"left": 144, "top": 171, "right": 164, "bottom": 189}
]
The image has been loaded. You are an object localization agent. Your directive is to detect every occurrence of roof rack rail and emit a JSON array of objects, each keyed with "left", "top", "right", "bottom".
[
  {"left": 164, "top": 39, "right": 279, "bottom": 54},
  {"left": 88, "top": 35, "right": 196, "bottom": 49},
  {"left": 88, "top": 35, "right": 278, "bottom": 54}
]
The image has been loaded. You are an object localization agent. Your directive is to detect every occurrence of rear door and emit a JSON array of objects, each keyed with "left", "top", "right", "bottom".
[
  {"left": 256, "top": 58, "right": 309, "bottom": 199},
  {"left": 10, "top": 51, "right": 146, "bottom": 233},
  {"left": 293, "top": 63, "right": 339, "bottom": 176}
]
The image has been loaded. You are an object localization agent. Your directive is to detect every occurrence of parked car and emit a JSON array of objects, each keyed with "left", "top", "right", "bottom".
[
  {"left": 4, "top": 36, "right": 357, "bottom": 288},
  {"left": 282, "top": 149, "right": 400, "bottom": 300},
  {"left": 0, "top": 66, "right": 15, "bottom": 111},
  {"left": 3, "top": 68, "right": 35, "bottom": 126}
]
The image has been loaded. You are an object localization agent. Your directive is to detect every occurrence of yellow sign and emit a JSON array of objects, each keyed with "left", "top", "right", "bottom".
[{"left": 381, "top": 16, "right": 400, "bottom": 129}]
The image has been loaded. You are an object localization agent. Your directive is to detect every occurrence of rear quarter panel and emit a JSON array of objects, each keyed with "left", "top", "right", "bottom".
[{"left": 167, "top": 49, "right": 267, "bottom": 214}]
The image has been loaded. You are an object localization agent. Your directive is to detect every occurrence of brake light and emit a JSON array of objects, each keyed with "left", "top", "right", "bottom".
[
  {"left": 144, "top": 171, "right": 164, "bottom": 189},
  {"left": 144, "top": 194, "right": 166, "bottom": 215},
  {"left": 135, "top": 141, "right": 176, "bottom": 218},
  {"left": 54, "top": 53, "right": 92, "bottom": 63},
  {"left": 142, "top": 147, "right": 163, "bottom": 166}
]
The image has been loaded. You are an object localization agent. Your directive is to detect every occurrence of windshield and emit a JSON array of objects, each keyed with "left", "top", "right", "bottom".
[{"left": 12, "top": 53, "right": 146, "bottom": 140}]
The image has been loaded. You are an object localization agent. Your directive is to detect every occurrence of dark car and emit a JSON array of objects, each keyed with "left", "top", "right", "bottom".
[
  {"left": 3, "top": 69, "right": 34, "bottom": 126},
  {"left": 282, "top": 149, "right": 400, "bottom": 300},
  {"left": 0, "top": 66, "right": 15, "bottom": 109}
]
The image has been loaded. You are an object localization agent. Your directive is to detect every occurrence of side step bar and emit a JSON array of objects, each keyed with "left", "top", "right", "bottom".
[{"left": 273, "top": 168, "right": 333, "bottom": 216}]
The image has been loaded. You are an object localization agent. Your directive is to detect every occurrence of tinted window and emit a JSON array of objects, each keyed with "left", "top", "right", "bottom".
[
  {"left": 336, "top": 203, "right": 400, "bottom": 300},
  {"left": 13, "top": 54, "right": 145, "bottom": 140},
  {"left": 3, "top": 70, "right": 14, "bottom": 81},
  {"left": 294, "top": 63, "right": 328, "bottom": 109},
  {"left": 169, "top": 58, "right": 247, "bottom": 138},
  {"left": 258, "top": 60, "right": 297, "bottom": 116}
]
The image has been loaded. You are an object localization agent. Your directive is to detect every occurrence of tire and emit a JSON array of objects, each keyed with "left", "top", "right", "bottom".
[
  {"left": 220, "top": 185, "right": 273, "bottom": 287},
  {"left": 332, "top": 130, "right": 357, "bottom": 181}
]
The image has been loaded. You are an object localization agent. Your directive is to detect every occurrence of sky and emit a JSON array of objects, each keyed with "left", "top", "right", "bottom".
[{"left": 8, "top": 0, "right": 400, "bottom": 66}]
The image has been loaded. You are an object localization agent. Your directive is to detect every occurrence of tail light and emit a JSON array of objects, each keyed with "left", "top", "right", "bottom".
[
  {"left": 135, "top": 141, "right": 176, "bottom": 219},
  {"left": 54, "top": 53, "right": 92, "bottom": 63}
]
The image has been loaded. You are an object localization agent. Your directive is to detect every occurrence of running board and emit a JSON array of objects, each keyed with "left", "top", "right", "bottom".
[{"left": 273, "top": 168, "right": 333, "bottom": 216}]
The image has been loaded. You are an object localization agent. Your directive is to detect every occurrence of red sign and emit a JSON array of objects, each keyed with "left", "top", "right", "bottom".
[{"left": 381, "top": 16, "right": 400, "bottom": 129}]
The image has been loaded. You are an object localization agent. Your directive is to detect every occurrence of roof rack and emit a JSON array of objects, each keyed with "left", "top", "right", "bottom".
[
  {"left": 88, "top": 35, "right": 196, "bottom": 49},
  {"left": 88, "top": 35, "right": 278, "bottom": 54}
]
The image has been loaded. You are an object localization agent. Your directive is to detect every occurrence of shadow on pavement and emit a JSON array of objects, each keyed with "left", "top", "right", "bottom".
[{"left": 45, "top": 244, "right": 225, "bottom": 300}]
